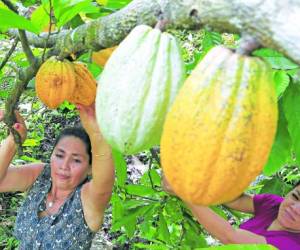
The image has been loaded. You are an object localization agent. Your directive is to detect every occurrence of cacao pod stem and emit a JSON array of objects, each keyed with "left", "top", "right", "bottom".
[{"left": 236, "top": 34, "right": 261, "bottom": 55}]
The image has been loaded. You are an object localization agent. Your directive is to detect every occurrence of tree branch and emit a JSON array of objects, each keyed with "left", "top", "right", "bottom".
[
  {"left": 0, "top": 38, "right": 18, "bottom": 71},
  {"left": 8, "top": 0, "right": 299, "bottom": 65}
]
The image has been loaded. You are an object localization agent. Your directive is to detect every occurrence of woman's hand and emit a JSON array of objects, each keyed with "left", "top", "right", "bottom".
[
  {"left": 0, "top": 110, "right": 27, "bottom": 142},
  {"left": 76, "top": 103, "right": 101, "bottom": 136}
]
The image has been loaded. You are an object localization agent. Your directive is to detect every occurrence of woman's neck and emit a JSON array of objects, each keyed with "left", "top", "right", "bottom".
[
  {"left": 268, "top": 219, "right": 300, "bottom": 233},
  {"left": 49, "top": 185, "right": 73, "bottom": 201}
]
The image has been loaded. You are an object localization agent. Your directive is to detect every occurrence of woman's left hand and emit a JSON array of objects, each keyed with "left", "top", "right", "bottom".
[{"left": 76, "top": 103, "right": 101, "bottom": 136}]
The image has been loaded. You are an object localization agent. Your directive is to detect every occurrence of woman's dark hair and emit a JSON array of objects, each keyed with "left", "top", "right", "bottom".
[
  {"left": 294, "top": 180, "right": 300, "bottom": 189},
  {"left": 53, "top": 127, "right": 92, "bottom": 164}
]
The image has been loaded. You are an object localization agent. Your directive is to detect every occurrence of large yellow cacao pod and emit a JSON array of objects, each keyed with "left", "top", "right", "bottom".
[
  {"left": 68, "top": 62, "right": 97, "bottom": 106},
  {"left": 35, "top": 57, "right": 76, "bottom": 109},
  {"left": 161, "top": 46, "right": 278, "bottom": 205},
  {"left": 92, "top": 46, "right": 117, "bottom": 67}
]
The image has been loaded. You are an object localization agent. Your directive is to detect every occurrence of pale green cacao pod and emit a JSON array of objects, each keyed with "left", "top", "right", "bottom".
[{"left": 96, "top": 25, "right": 185, "bottom": 154}]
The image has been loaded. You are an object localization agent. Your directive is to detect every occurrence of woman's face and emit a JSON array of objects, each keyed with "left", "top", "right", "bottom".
[
  {"left": 50, "top": 136, "right": 91, "bottom": 191},
  {"left": 277, "top": 185, "right": 300, "bottom": 231}
]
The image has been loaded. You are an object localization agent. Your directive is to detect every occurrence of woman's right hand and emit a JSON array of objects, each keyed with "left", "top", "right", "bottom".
[{"left": 0, "top": 110, "right": 27, "bottom": 142}]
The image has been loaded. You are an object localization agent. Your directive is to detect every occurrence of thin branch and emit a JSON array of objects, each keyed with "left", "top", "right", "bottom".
[
  {"left": 1, "top": 0, "right": 16, "bottom": 11},
  {"left": 42, "top": 0, "right": 53, "bottom": 62},
  {"left": 0, "top": 38, "right": 19, "bottom": 71},
  {"left": 18, "top": 30, "right": 37, "bottom": 66}
]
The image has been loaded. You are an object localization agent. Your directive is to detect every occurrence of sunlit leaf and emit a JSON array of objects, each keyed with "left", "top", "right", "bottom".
[
  {"left": 282, "top": 83, "right": 300, "bottom": 164},
  {"left": 273, "top": 70, "right": 290, "bottom": 99},
  {"left": 0, "top": 9, "right": 39, "bottom": 34},
  {"left": 264, "top": 102, "right": 292, "bottom": 175},
  {"left": 253, "top": 48, "right": 298, "bottom": 70}
]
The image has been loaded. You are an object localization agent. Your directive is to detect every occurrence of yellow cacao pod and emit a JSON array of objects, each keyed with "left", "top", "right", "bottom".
[
  {"left": 68, "top": 62, "right": 97, "bottom": 106},
  {"left": 35, "top": 57, "right": 76, "bottom": 109},
  {"left": 161, "top": 46, "right": 278, "bottom": 205},
  {"left": 92, "top": 46, "right": 117, "bottom": 67}
]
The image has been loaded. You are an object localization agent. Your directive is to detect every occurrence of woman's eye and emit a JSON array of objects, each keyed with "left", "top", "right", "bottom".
[
  {"left": 292, "top": 192, "right": 299, "bottom": 201},
  {"left": 74, "top": 159, "right": 81, "bottom": 163},
  {"left": 56, "top": 154, "right": 63, "bottom": 158}
]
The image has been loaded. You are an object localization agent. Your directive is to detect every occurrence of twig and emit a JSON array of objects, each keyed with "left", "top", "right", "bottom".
[
  {"left": 0, "top": 38, "right": 19, "bottom": 71},
  {"left": 42, "top": 0, "right": 53, "bottom": 62}
]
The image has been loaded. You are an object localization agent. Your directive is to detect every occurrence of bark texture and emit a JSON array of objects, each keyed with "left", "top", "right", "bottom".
[{"left": 18, "top": 0, "right": 300, "bottom": 64}]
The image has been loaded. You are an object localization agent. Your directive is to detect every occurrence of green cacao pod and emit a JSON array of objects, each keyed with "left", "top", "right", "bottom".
[
  {"left": 35, "top": 57, "right": 76, "bottom": 109},
  {"left": 96, "top": 25, "right": 185, "bottom": 154},
  {"left": 161, "top": 46, "right": 278, "bottom": 205}
]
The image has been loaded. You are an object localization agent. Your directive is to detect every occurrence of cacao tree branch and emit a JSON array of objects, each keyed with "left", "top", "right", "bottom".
[
  {"left": 8, "top": 0, "right": 300, "bottom": 65},
  {"left": 18, "top": 30, "right": 37, "bottom": 66},
  {"left": 0, "top": 38, "right": 19, "bottom": 71},
  {"left": 3, "top": 59, "right": 42, "bottom": 152}
]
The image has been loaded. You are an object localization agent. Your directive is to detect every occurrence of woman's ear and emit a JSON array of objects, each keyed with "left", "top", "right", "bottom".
[{"left": 87, "top": 166, "right": 92, "bottom": 176}]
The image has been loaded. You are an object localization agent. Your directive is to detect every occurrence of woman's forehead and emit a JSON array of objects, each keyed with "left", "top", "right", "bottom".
[{"left": 55, "top": 136, "right": 87, "bottom": 153}]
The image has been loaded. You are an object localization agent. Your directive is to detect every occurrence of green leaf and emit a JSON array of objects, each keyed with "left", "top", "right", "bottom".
[
  {"left": 53, "top": 0, "right": 99, "bottom": 28},
  {"left": 264, "top": 102, "right": 292, "bottom": 175},
  {"left": 22, "top": 138, "right": 40, "bottom": 147},
  {"left": 0, "top": 9, "right": 39, "bottom": 34},
  {"left": 20, "top": 155, "right": 41, "bottom": 163},
  {"left": 112, "top": 149, "right": 127, "bottom": 187},
  {"left": 282, "top": 83, "right": 300, "bottom": 164},
  {"left": 126, "top": 184, "right": 157, "bottom": 196},
  {"left": 259, "top": 176, "right": 289, "bottom": 196},
  {"left": 211, "top": 205, "right": 227, "bottom": 219},
  {"left": 273, "top": 70, "right": 290, "bottom": 98},
  {"left": 253, "top": 48, "right": 299, "bottom": 70},
  {"left": 111, "top": 193, "right": 124, "bottom": 224},
  {"left": 181, "top": 220, "right": 207, "bottom": 248},
  {"left": 30, "top": 5, "right": 50, "bottom": 33},
  {"left": 202, "top": 30, "right": 222, "bottom": 53},
  {"left": 134, "top": 243, "right": 168, "bottom": 250},
  {"left": 106, "top": 0, "right": 132, "bottom": 9},
  {"left": 157, "top": 212, "right": 170, "bottom": 244},
  {"left": 198, "top": 244, "right": 277, "bottom": 250}
]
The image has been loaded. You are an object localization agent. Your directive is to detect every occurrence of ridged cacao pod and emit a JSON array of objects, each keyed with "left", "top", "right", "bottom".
[
  {"left": 161, "top": 46, "right": 278, "bottom": 205},
  {"left": 92, "top": 46, "right": 117, "bottom": 67},
  {"left": 68, "top": 62, "right": 97, "bottom": 106},
  {"left": 35, "top": 57, "right": 76, "bottom": 109},
  {"left": 96, "top": 25, "right": 186, "bottom": 154}
]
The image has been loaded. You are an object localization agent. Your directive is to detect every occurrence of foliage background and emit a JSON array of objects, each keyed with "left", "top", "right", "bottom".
[{"left": 0, "top": 0, "right": 300, "bottom": 249}]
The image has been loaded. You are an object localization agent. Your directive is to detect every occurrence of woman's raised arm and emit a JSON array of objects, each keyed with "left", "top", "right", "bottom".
[{"left": 0, "top": 110, "right": 44, "bottom": 192}]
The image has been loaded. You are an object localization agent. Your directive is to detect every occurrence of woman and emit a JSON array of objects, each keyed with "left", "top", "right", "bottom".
[
  {"left": 0, "top": 104, "right": 114, "bottom": 249},
  {"left": 162, "top": 176, "right": 300, "bottom": 250}
]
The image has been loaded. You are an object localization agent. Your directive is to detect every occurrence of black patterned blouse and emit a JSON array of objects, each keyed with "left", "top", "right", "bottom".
[{"left": 14, "top": 164, "right": 96, "bottom": 249}]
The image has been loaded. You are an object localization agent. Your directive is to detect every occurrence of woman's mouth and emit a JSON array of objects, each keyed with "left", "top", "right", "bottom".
[{"left": 56, "top": 173, "right": 70, "bottom": 180}]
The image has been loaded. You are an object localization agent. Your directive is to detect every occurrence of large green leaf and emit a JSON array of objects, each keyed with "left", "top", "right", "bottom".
[
  {"left": 282, "top": 83, "right": 300, "bottom": 164},
  {"left": 253, "top": 48, "right": 298, "bottom": 70},
  {"left": 53, "top": 0, "right": 99, "bottom": 28},
  {"left": 157, "top": 212, "right": 171, "bottom": 244},
  {"left": 264, "top": 102, "right": 292, "bottom": 175},
  {"left": 30, "top": 5, "right": 50, "bottom": 33},
  {"left": 259, "top": 176, "right": 289, "bottom": 196},
  {"left": 112, "top": 149, "right": 127, "bottom": 187},
  {"left": 126, "top": 184, "right": 157, "bottom": 196},
  {"left": 273, "top": 70, "right": 290, "bottom": 99},
  {"left": 0, "top": 9, "right": 39, "bottom": 34},
  {"left": 106, "top": 0, "right": 132, "bottom": 9}
]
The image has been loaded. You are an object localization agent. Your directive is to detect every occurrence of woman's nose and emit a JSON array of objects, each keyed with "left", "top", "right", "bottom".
[{"left": 60, "top": 158, "right": 71, "bottom": 170}]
